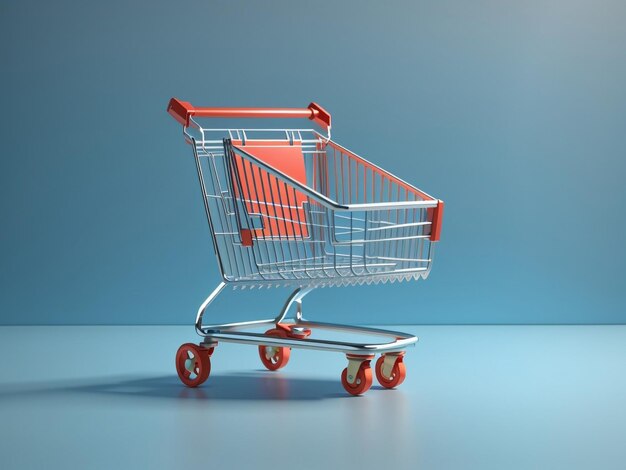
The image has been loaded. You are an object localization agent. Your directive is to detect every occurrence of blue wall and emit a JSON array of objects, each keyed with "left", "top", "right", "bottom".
[{"left": 1, "top": 0, "right": 625, "bottom": 325}]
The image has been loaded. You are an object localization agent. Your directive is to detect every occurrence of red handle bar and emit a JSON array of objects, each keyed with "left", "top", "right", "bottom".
[{"left": 167, "top": 98, "right": 331, "bottom": 130}]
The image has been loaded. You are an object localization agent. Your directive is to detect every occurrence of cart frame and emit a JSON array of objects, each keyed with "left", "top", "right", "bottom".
[{"left": 167, "top": 99, "right": 444, "bottom": 395}]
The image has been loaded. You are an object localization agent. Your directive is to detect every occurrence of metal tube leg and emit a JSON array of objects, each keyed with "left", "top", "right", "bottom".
[
  {"left": 195, "top": 284, "right": 315, "bottom": 337},
  {"left": 195, "top": 282, "right": 227, "bottom": 335},
  {"left": 273, "top": 286, "right": 315, "bottom": 324}
]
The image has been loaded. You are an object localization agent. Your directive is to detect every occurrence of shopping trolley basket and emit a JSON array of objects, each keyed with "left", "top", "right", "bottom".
[{"left": 167, "top": 98, "right": 444, "bottom": 395}]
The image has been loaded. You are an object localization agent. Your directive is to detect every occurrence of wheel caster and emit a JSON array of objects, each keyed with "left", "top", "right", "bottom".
[
  {"left": 176, "top": 343, "right": 212, "bottom": 387},
  {"left": 258, "top": 328, "right": 291, "bottom": 371},
  {"left": 375, "top": 353, "right": 406, "bottom": 389},
  {"left": 341, "top": 355, "right": 374, "bottom": 396}
]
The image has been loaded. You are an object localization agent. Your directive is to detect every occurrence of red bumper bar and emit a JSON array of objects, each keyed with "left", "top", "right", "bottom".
[{"left": 167, "top": 98, "right": 331, "bottom": 131}]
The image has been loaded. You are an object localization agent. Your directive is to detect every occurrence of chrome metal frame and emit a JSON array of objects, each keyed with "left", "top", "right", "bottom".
[
  {"left": 195, "top": 282, "right": 417, "bottom": 356},
  {"left": 178, "top": 119, "right": 438, "bottom": 360}
]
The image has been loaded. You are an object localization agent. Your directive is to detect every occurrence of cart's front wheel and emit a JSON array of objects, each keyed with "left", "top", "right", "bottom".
[
  {"left": 375, "top": 354, "right": 406, "bottom": 389},
  {"left": 176, "top": 343, "right": 211, "bottom": 387},
  {"left": 341, "top": 360, "right": 373, "bottom": 396},
  {"left": 258, "top": 329, "right": 291, "bottom": 371}
]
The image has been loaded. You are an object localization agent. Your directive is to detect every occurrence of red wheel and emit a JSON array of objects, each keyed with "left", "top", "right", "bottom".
[
  {"left": 176, "top": 343, "right": 211, "bottom": 387},
  {"left": 341, "top": 361, "right": 373, "bottom": 396},
  {"left": 375, "top": 355, "right": 406, "bottom": 389},
  {"left": 258, "top": 329, "right": 291, "bottom": 371}
]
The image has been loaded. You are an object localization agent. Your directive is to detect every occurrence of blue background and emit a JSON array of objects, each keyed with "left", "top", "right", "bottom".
[{"left": 1, "top": 0, "right": 625, "bottom": 325}]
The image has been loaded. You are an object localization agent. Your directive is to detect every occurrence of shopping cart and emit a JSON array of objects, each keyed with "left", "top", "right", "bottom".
[{"left": 167, "top": 98, "right": 444, "bottom": 395}]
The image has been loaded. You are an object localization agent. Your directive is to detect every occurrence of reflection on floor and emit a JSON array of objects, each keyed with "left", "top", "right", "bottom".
[{"left": 1, "top": 325, "right": 625, "bottom": 470}]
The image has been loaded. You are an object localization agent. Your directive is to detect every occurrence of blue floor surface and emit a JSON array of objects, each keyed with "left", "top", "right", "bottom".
[{"left": 1, "top": 325, "right": 624, "bottom": 469}]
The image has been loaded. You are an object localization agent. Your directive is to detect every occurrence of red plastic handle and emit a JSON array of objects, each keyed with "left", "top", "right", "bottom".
[{"left": 167, "top": 98, "right": 331, "bottom": 130}]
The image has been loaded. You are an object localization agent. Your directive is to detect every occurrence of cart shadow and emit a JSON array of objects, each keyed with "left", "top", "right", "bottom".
[
  {"left": 88, "top": 373, "right": 349, "bottom": 401},
  {"left": 0, "top": 372, "right": 349, "bottom": 402}
]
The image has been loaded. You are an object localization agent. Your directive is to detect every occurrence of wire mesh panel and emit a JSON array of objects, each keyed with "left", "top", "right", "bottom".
[{"left": 190, "top": 128, "right": 438, "bottom": 287}]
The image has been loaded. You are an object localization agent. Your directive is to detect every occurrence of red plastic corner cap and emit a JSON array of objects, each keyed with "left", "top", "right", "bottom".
[
  {"left": 167, "top": 98, "right": 194, "bottom": 126},
  {"left": 429, "top": 200, "right": 444, "bottom": 242},
  {"left": 308, "top": 102, "right": 331, "bottom": 130},
  {"left": 240, "top": 229, "right": 253, "bottom": 247}
]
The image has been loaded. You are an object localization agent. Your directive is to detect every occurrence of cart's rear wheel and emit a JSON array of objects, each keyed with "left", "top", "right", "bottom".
[
  {"left": 375, "top": 354, "right": 406, "bottom": 389},
  {"left": 341, "top": 361, "right": 373, "bottom": 396},
  {"left": 176, "top": 343, "right": 211, "bottom": 387},
  {"left": 258, "top": 329, "right": 291, "bottom": 371}
]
